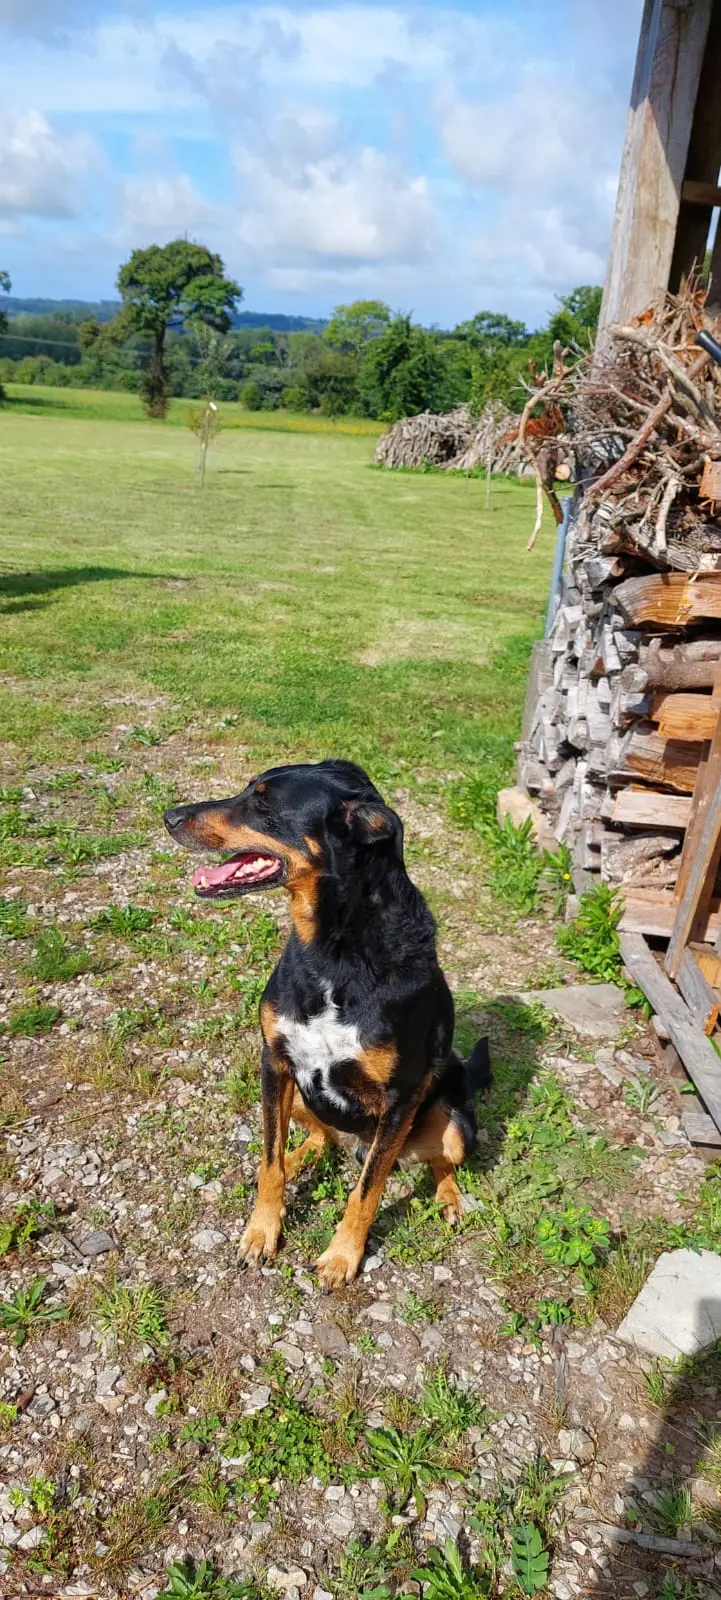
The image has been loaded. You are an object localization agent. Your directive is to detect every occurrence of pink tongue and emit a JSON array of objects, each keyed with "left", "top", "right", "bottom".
[{"left": 193, "top": 857, "right": 244, "bottom": 889}]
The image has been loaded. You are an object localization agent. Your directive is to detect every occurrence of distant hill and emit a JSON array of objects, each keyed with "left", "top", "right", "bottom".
[{"left": 3, "top": 297, "right": 326, "bottom": 333}]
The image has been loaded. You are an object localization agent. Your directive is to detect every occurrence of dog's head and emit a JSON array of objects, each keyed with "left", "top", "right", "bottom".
[{"left": 164, "top": 760, "right": 403, "bottom": 934}]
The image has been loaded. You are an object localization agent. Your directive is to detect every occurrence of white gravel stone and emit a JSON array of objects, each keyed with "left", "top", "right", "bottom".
[
  {"left": 191, "top": 1228, "right": 227, "bottom": 1253},
  {"left": 274, "top": 1340, "right": 304, "bottom": 1370},
  {"left": 266, "top": 1567, "right": 307, "bottom": 1591},
  {"left": 243, "top": 1385, "right": 271, "bottom": 1415},
  {"left": 144, "top": 1388, "right": 168, "bottom": 1416},
  {"left": 17, "top": 1526, "right": 45, "bottom": 1551}
]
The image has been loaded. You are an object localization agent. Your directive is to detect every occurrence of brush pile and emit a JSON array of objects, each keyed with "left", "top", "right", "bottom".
[
  {"left": 519, "top": 288, "right": 721, "bottom": 928},
  {"left": 374, "top": 400, "right": 538, "bottom": 476}
]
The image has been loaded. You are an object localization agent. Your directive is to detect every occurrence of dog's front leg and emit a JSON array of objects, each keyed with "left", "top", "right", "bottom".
[
  {"left": 316, "top": 1097, "right": 420, "bottom": 1290},
  {"left": 240, "top": 1039, "right": 294, "bottom": 1266}
]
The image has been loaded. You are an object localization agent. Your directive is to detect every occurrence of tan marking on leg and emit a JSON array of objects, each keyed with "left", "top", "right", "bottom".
[
  {"left": 315, "top": 1096, "right": 423, "bottom": 1289},
  {"left": 430, "top": 1158, "right": 464, "bottom": 1224},
  {"left": 240, "top": 1063, "right": 294, "bottom": 1266},
  {"left": 286, "top": 1089, "right": 337, "bottom": 1178},
  {"left": 402, "top": 1102, "right": 466, "bottom": 1224}
]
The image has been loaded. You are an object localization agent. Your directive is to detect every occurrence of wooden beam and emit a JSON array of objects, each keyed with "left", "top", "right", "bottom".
[
  {"left": 612, "top": 790, "right": 691, "bottom": 829},
  {"left": 651, "top": 691, "right": 716, "bottom": 740},
  {"left": 682, "top": 1108, "right": 721, "bottom": 1147},
  {"left": 666, "top": 700, "right": 721, "bottom": 977},
  {"left": 671, "top": 2, "right": 721, "bottom": 289},
  {"left": 681, "top": 179, "right": 721, "bottom": 207},
  {"left": 620, "top": 889, "right": 721, "bottom": 939},
  {"left": 598, "top": 0, "right": 714, "bottom": 340},
  {"left": 615, "top": 572, "right": 721, "bottom": 628},
  {"left": 620, "top": 931, "right": 721, "bottom": 1133},
  {"left": 677, "top": 948, "right": 721, "bottom": 1033}
]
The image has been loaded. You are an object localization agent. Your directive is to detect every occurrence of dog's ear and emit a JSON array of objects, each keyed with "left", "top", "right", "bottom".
[{"left": 340, "top": 798, "right": 404, "bottom": 856}]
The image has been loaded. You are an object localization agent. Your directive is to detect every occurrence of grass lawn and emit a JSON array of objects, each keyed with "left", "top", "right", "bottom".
[
  {"left": 0, "top": 396, "right": 554, "bottom": 778},
  {"left": 3, "top": 381, "right": 382, "bottom": 432}
]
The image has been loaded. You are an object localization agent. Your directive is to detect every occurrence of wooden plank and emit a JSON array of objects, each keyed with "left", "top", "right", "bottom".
[
  {"left": 651, "top": 691, "right": 716, "bottom": 740},
  {"left": 619, "top": 889, "right": 721, "bottom": 940},
  {"left": 690, "top": 942, "right": 721, "bottom": 987},
  {"left": 681, "top": 179, "right": 721, "bottom": 207},
  {"left": 612, "top": 790, "right": 691, "bottom": 829},
  {"left": 677, "top": 948, "right": 721, "bottom": 1034},
  {"left": 666, "top": 707, "right": 721, "bottom": 978},
  {"left": 613, "top": 729, "right": 703, "bottom": 792},
  {"left": 598, "top": 0, "right": 714, "bottom": 341},
  {"left": 615, "top": 573, "right": 721, "bottom": 628},
  {"left": 620, "top": 931, "right": 721, "bottom": 1133}
]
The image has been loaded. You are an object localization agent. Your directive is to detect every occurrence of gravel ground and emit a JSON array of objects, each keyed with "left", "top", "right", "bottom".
[{"left": 1, "top": 730, "right": 720, "bottom": 1600}]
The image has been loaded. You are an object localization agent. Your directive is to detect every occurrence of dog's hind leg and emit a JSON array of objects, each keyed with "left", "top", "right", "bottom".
[
  {"left": 285, "top": 1089, "right": 337, "bottom": 1179},
  {"left": 403, "top": 1102, "right": 467, "bottom": 1224}
]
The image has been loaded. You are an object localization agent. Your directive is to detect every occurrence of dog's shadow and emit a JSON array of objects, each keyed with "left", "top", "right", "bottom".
[{"left": 286, "top": 995, "right": 547, "bottom": 1270}]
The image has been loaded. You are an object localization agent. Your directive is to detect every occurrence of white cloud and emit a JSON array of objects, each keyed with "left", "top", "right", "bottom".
[
  {"left": 0, "top": 110, "right": 96, "bottom": 220},
  {"left": 120, "top": 174, "right": 221, "bottom": 241}
]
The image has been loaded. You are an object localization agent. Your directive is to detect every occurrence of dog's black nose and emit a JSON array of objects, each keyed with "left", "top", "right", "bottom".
[{"left": 164, "top": 805, "right": 189, "bottom": 832}]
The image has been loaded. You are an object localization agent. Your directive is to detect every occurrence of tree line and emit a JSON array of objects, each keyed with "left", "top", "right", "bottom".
[{"left": 0, "top": 240, "right": 602, "bottom": 421}]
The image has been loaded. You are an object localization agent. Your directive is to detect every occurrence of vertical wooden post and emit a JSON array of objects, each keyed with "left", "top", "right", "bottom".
[
  {"left": 669, "top": 0, "right": 721, "bottom": 292},
  {"left": 598, "top": 0, "right": 713, "bottom": 341}
]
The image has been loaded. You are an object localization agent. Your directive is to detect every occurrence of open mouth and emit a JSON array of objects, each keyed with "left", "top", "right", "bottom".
[{"left": 192, "top": 850, "right": 285, "bottom": 899}]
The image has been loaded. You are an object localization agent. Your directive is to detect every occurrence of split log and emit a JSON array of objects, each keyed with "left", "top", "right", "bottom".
[
  {"left": 619, "top": 932, "right": 721, "bottom": 1133},
  {"left": 612, "top": 790, "right": 691, "bottom": 829},
  {"left": 601, "top": 830, "right": 680, "bottom": 888},
  {"left": 640, "top": 637, "right": 721, "bottom": 690},
  {"left": 612, "top": 728, "right": 704, "bottom": 792},
  {"left": 650, "top": 691, "right": 716, "bottom": 740},
  {"left": 615, "top": 572, "right": 721, "bottom": 628}
]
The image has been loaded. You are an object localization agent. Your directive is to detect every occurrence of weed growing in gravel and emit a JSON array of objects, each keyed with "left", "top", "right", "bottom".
[
  {"left": 0, "top": 895, "right": 32, "bottom": 938},
  {"left": 95, "top": 1487, "right": 176, "bottom": 1582},
  {"left": 157, "top": 1559, "right": 261, "bottom": 1599},
  {"left": 223, "top": 1356, "right": 340, "bottom": 1518},
  {"left": 651, "top": 1484, "right": 697, "bottom": 1537},
  {"left": 536, "top": 1206, "right": 610, "bottom": 1272},
  {"left": 469, "top": 1453, "right": 567, "bottom": 1594},
  {"left": 421, "top": 1366, "right": 488, "bottom": 1441},
  {"left": 224, "top": 1049, "right": 259, "bottom": 1111},
  {"left": 92, "top": 903, "right": 156, "bottom": 937},
  {"left": 7, "top": 1002, "right": 61, "bottom": 1036},
  {"left": 398, "top": 1290, "right": 440, "bottom": 1326},
  {"left": 364, "top": 1422, "right": 462, "bottom": 1514},
  {"left": 0, "top": 1197, "right": 60, "bottom": 1256},
  {"left": 622, "top": 1074, "right": 661, "bottom": 1115},
  {"left": 413, "top": 1539, "right": 489, "bottom": 1599},
  {"left": 0, "top": 1402, "right": 18, "bottom": 1429},
  {"left": 96, "top": 1279, "right": 167, "bottom": 1346},
  {"left": 29, "top": 925, "right": 92, "bottom": 982},
  {"left": 0, "top": 1277, "right": 67, "bottom": 1345},
  {"left": 333, "top": 1528, "right": 415, "bottom": 1600}
]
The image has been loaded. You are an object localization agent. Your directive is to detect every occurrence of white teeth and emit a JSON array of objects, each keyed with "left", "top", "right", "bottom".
[{"left": 197, "top": 874, "right": 208, "bottom": 887}]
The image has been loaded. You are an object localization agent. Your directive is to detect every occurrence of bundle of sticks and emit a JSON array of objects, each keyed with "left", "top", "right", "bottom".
[
  {"left": 374, "top": 399, "right": 555, "bottom": 477},
  {"left": 519, "top": 285, "right": 721, "bottom": 919}
]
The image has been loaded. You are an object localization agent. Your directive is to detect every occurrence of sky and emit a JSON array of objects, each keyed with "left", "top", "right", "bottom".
[{"left": 0, "top": 0, "right": 644, "bottom": 327}]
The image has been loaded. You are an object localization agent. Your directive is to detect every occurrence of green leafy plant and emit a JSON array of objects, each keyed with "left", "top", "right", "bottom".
[
  {"left": 537, "top": 1205, "right": 610, "bottom": 1270},
  {"left": 0, "top": 896, "right": 31, "bottom": 939},
  {"left": 0, "top": 1198, "right": 59, "bottom": 1257},
  {"left": 30, "top": 925, "right": 91, "bottom": 982},
  {"left": 541, "top": 843, "right": 574, "bottom": 916},
  {"left": 156, "top": 1560, "right": 260, "bottom": 1599},
  {"left": 364, "top": 1424, "right": 461, "bottom": 1514},
  {"left": 413, "top": 1539, "right": 489, "bottom": 1598},
  {"left": 421, "top": 1367, "right": 488, "bottom": 1441},
  {"left": 511, "top": 1523, "right": 550, "bottom": 1596},
  {"left": 223, "top": 1358, "right": 339, "bottom": 1519},
  {"left": 96, "top": 1279, "right": 167, "bottom": 1346},
  {"left": 0, "top": 1277, "right": 67, "bottom": 1345},
  {"left": 651, "top": 1484, "right": 696, "bottom": 1537},
  {"left": 399, "top": 1290, "right": 440, "bottom": 1326},
  {"left": 93, "top": 903, "right": 155, "bottom": 936},
  {"left": 7, "top": 1002, "right": 61, "bottom": 1036},
  {"left": 0, "top": 1402, "right": 18, "bottom": 1430},
  {"left": 557, "top": 882, "right": 623, "bottom": 982},
  {"left": 622, "top": 1074, "right": 661, "bottom": 1115}
]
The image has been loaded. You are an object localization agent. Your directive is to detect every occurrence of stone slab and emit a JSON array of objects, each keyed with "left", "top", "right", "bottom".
[
  {"left": 521, "top": 983, "right": 627, "bottom": 1040},
  {"left": 616, "top": 1248, "right": 721, "bottom": 1359}
]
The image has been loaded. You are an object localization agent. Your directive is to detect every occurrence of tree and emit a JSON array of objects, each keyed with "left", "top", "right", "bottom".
[
  {"left": 0, "top": 270, "right": 11, "bottom": 336},
  {"left": 358, "top": 314, "right": 443, "bottom": 420},
  {"left": 547, "top": 285, "right": 602, "bottom": 349},
  {"left": 325, "top": 299, "right": 391, "bottom": 355},
  {"left": 114, "top": 241, "right": 242, "bottom": 418},
  {"left": 453, "top": 310, "right": 528, "bottom": 347}
]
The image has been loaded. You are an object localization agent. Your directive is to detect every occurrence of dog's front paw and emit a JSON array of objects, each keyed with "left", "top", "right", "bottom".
[
  {"left": 315, "top": 1231, "right": 365, "bottom": 1290},
  {"left": 240, "top": 1207, "right": 283, "bottom": 1265},
  {"left": 435, "top": 1174, "right": 465, "bottom": 1225}
]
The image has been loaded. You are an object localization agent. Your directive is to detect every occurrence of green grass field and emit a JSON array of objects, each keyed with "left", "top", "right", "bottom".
[
  {"left": 1, "top": 389, "right": 554, "bottom": 782},
  {"left": 3, "top": 380, "right": 382, "bottom": 432}
]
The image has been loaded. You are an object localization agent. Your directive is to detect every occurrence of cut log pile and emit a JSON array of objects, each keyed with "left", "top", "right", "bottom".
[
  {"left": 518, "top": 288, "right": 721, "bottom": 1142},
  {"left": 374, "top": 400, "right": 569, "bottom": 477}
]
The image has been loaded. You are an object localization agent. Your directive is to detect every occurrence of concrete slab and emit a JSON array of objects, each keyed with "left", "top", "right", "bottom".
[
  {"left": 521, "top": 983, "right": 627, "bottom": 1040},
  {"left": 616, "top": 1249, "right": 721, "bottom": 1359}
]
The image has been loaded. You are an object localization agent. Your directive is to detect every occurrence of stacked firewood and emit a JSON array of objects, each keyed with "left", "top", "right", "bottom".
[
  {"left": 519, "top": 289, "right": 721, "bottom": 936},
  {"left": 374, "top": 400, "right": 560, "bottom": 477}
]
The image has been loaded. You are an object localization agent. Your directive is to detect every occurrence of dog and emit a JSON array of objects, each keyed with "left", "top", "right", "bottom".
[{"left": 165, "top": 759, "right": 490, "bottom": 1289}]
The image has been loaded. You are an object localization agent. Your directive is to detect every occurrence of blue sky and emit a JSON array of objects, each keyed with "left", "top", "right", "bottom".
[{"left": 0, "top": 0, "right": 643, "bottom": 326}]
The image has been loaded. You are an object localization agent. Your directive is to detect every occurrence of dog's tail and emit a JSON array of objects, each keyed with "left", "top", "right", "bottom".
[{"left": 465, "top": 1035, "right": 491, "bottom": 1098}]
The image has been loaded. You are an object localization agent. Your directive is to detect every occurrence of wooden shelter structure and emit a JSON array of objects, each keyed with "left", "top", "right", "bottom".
[{"left": 519, "top": 0, "right": 721, "bottom": 1143}]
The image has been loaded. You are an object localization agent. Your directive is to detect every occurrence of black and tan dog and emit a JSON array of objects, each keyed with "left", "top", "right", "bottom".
[{"left": 165, "top": 760, "right": 489, "bottom": 1289}]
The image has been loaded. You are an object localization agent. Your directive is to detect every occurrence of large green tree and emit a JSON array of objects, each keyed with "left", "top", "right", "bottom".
[
  {"left": 0, "top": 270, "right": 11, "bottom": 336},
  {"left": 114, "top": 240, "right": 242, "bottom": 417},
  {"left": 324, "top": 299, "right": 391, "bottom": 355},
  {"left": 358, "top": 314, "right": 442, "bottom": 420}
]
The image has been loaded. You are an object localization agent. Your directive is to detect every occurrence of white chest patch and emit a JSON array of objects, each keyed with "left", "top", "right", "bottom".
[{"left": 277, "top": 987, "right": 361, "bottom": 1112}]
